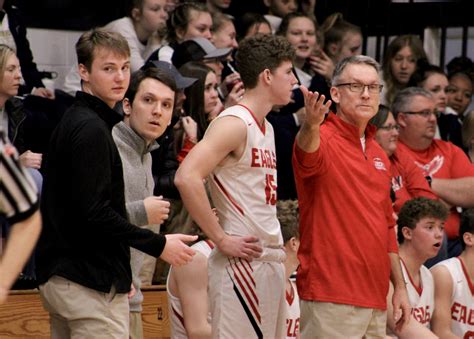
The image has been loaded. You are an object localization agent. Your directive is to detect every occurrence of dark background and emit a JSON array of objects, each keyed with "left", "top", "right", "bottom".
[{"left": 16, "top": 0, "right": 472, "bottom": 34}]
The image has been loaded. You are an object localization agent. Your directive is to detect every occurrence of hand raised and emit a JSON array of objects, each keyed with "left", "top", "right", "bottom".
[{"left": 300, "top": 86, "right": 332, "bottom": 128}]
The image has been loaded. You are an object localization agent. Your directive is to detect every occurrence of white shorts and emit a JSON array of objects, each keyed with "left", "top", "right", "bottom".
[{"left": 208, "top": 248, "right": 287, "bottom": 339}]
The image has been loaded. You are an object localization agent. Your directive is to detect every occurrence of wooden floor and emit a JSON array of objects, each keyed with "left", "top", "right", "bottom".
[{"left": 0, "top": 285, "right": 170, "bottom": 338}]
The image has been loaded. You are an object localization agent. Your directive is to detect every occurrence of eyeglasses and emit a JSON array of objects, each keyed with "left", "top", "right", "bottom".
[
  {"left": 379, "top": 124, "right": 400, "bottom": 131},
  {"left": 335, "top": 83, "right": 384, "bottom": 94},
  {"left": 402, "top": 110, "right": 439, "bottom": 118}
]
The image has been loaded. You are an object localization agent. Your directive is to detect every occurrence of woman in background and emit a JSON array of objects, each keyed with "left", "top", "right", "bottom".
[
  {"left": 149, "top": 2, "right": 212, "bottom": 63},
  {"left": 408, "top": 60, "right": 464, "bottom": 150},
  {"left": 320, "top": 12, "right": 362, "bottom": 65},
  {"left": 382, "top": 35, "right": 427, "bottom": 106},
  {"left": 176, "top": 61, "right": 219, "bottom": 162}
]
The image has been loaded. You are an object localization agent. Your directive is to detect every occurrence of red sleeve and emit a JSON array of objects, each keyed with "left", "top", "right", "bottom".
[
  {"left": 448, "top": 143, "right": 474, "bottom": 178},
  {"left": 292, "top": 138, "right": 329, "bottom": 179},
  {"left": 401, "top": 150, "right": 437, "bottom": 200},
  {"left": 177, "top": 137, "right": 196, "bottom": 164}
]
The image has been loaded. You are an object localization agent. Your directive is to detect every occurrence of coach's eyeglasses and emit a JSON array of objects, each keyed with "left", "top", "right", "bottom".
[
  {"left": 402, "top": 110, "right": 439, "bottom": 118},
  {"left": 379, "top": 124, "right": 400, "bottom": 131},
  {"left": 335, "top": 83, "right": 384, "bottom": 94}
]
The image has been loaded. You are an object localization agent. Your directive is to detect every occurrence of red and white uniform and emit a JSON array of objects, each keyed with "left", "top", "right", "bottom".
[
  {"left": 433, "top": 257, "right": 474, "bottom": 338},
  {"left": 208, "top": 104, "right": 282, "bottom": 247},
  {"left": 167, "top": 240, "right": 214, "bottom": 339},
  {"left": 207, "top": 104, "right": 286, "bottom": 339},
  {"left": 286, "top": 279, "right": 300, "bottom": 338}
]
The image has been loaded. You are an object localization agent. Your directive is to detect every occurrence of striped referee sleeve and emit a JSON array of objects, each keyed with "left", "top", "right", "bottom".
[{"left": 0, "top": 139, "right": 39, "bottom": 224}]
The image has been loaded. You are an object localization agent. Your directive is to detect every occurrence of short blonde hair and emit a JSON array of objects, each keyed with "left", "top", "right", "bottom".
[{"left": 0, "top": 44, "right": 16, "bottom": 82}]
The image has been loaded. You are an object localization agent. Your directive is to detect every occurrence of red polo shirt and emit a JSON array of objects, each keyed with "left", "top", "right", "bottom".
[{"left": 293, "top": 113, "right": 397, "bottom": 310}]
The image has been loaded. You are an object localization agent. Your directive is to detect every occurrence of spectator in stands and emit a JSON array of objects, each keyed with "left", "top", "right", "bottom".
[
  {"left": 0, "top": 45, "right": 42, "bottom": 173},
  {"left": 381, "top": 35, "right": 426, "bottom": 106},
  {"left": 263, "top": 0, "right": 298, "bottom": 33},
  {"left": 446, "top": 71, "right": 473, "bottom": 117},
  {"left": 235, "top": 12, "right": 271, "bottom": 41},
  {"left": 0, "top": 0, "right": 53, "bottom": 98},
  {"left": 408, "top": 59, "right": 463, "bottom": 150},
  {"left": 171, "top": 37, "right": 232, "bottom": 98},
  {"left": 293, "top": 55, "right": 410, "bottom": 337},
  {"left": 148, "top": 2, "right": 212, "bottom": 63},
  {"left": 63, "top": 0, "right": 169, "bottom": 95},
  {"left": 35, "top": 28, "right": 196, "bottom": 337},
  {"left": 370, "top": 104, "right": 436, "bottom": 215},
  {"left": 277, "top": 199, "right": 301, "bottom": 339},
  {"left": 210, "top": 12, "right": 244, "bottom": 108},
  {"left": 206, "top": 0, "right": 232, "bottom": 14},
  {"left": 446, "top": 56, "right": 473, "bottom": 87},
  {"left": 177, "top": 61, "right": 220, "bottom": 163},
  {"left": 386, "top": 197, "right": 447, "bottom": 339},
  {"left": 320, "top": 12, "right": 362, "bottom": 65},
  {"left": 0, "top": 44, "right": 44, "bottom": 289},
  {"left": 0, "top": 133, "right": 41, "bottom": 304},
  {"left": 463, "top": 110, "right": 474, "bottom": 162},
  {"left": 431, "top": 208, "right": 474, "bottom": 338},
  {"left": 394, "top": 87, "right": 474, "bottom": 258},
  {"left": 112, "top": 67, "right": 175, "bottom": 339},
  {"left": 267, "top": 12, "right": 333, "bottom": 200}
]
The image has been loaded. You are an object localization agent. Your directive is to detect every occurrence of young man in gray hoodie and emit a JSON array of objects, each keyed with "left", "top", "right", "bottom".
[{"left": 112, "top": 66, "right": 193, "bottom": 338}]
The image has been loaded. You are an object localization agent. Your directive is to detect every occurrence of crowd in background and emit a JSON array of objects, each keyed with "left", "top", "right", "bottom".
[{"left": 1, "top": 0, "right": 474, "bottom": 338}]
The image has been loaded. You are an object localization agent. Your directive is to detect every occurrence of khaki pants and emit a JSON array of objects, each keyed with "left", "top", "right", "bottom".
[
  {"left": 39, "top": 275, "right": 129, "bottom": 339},
  {"left": 129, "top": 312, "right": 143, "bottom": 339},
  {"left": 300, "top": 300, "right": 387, "bottom": 339}
]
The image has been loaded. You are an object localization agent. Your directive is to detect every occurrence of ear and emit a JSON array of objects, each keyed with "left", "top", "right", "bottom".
[
  {"left": 263, "top": 0, "right": 271, "bottom": 7},
  {"left": 463, "top": 232, "right": 474, "bottom": 247},
  {"left": 122, "top": 98, "right": 132, "bottom": 118},
  {"left": 401, "top": 226, "right": 412, "bottom": 241},
  {"left": 327, "top": 42, "right": 339, "bottom": 57},
  {"left": 78, "top": 63, "right": 90, "bottom": 83},
  {"left": 289, "top": 237, "right": 299, "bottom": 252},
  {"left": 397, "top": 113, "right": 408, "bottom": 128},
  {"left": 330, "top": 86, "right": 340, "bottom": 104},
  {"left": 261, "top": 69, "right": 272, "bottom": 86},
  {"left": 131, "top": 7, "right": 141, "bottom": 22},
  {"left": 176, "top": 27, "right": 186, "bottom": 41}
]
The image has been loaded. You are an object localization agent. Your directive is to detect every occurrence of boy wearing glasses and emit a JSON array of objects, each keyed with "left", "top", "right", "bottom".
[
  {"left": 293, "top": 55, "right": 411, "bottom": 337},
  {"left": 393, "top": 87, "right": 474, "bottom": 258}
]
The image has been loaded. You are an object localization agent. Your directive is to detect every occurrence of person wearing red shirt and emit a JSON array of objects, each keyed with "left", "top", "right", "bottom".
[
  {"left": 370, "top": 104, "right": 436, "bottom": 214},
  {"left": 293, "top": 55, "right": 411, "bottom": 337},
  {"left": 394, "top": 87, "right": 474, "bottom": 257}
]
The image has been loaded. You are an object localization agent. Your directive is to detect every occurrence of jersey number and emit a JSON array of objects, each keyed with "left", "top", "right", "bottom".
[{"left": 265, "top": 174, "right": 277, "bottom": 205}]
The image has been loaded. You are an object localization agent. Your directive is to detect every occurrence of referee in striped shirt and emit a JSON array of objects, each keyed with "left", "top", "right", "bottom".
[{"left": 0, "top": 130, "right": 41, "bottom": 303}]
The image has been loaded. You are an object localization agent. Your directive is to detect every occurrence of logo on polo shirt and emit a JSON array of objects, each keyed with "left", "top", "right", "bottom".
[{"left": 373, "top": 157, "right": 387, "bottom": 171}]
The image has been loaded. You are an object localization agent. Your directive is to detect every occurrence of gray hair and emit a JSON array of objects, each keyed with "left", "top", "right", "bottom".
[
  {"left": 391, "top": 87, "right": 433, "bottom": 118},
  {"left": 331, "top": 55, "right": 381, "bottom": 86}
]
